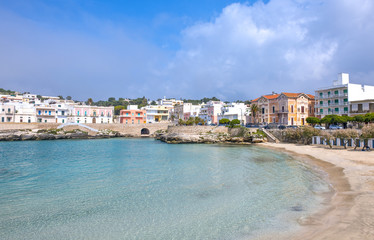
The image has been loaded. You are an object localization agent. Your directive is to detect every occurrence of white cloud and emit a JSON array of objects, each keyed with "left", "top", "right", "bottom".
[
  {"left": 164, "top": 0, "right": 374, "bottom": 100},
  {"left": 1, "top": 0, "right": 374, "bottom": 101}
]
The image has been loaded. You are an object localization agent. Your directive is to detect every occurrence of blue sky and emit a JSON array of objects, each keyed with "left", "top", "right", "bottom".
[{"left": 0, "top": 0, "right": 373, "bottom": 101}]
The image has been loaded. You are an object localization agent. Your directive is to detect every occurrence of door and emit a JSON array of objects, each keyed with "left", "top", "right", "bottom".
[
  {"left": 92, "top": 118, "right": 96, "bottom": 124},
  {"left": 291, "top": 118, "right": 294, "bottom": 125}
]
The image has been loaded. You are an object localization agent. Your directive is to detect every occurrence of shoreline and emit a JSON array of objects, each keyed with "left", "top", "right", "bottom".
[{"left": 261, "top": 143, "right": 374, "bottom": 240}]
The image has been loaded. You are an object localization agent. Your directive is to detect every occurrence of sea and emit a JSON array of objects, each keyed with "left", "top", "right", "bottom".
[{"left": 0, "top": 138, "right": 331, "bottom": 240}]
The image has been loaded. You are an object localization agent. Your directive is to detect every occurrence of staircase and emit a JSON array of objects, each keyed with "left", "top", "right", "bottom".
[
  {"left": 260, "top": 128, "right": 280, "bottom": 143},
  {"left": 57, "top": 123, "right": 99, "bottom": 132}
]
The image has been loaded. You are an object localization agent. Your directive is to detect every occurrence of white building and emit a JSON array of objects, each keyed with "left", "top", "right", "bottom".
[
  {"left": 0, "top": 103, "right": 16, "bottom": 123},
  {"left": 145, "top": 105, "right": 169, "bottom": 123},
  {"left": 51, "top": 103, "right": 75, "bottom": 124},
  {"left": 174, "top": 103, "right": 201, "bottom": 120},
  {"left": 217, "top": 103, "right": 249, "bottom": 124},
  {"left": 14, "top": 103, "right": 37, "bottom": 123},
  {"left": 198, "top": 101, "right": 224, "bottom": 124},
  {"left": 315, "top": 73, "right": 374, "bottom": 117}
]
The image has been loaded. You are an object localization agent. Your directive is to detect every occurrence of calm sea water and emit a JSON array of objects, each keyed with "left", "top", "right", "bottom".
[{"left": 0, "top": 138, "right": 330, "bottom": 240}]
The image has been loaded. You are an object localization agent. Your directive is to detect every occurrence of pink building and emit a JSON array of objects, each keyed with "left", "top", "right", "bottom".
[{"left": 73, "top": 106, "right": 113, "bottom": 124}]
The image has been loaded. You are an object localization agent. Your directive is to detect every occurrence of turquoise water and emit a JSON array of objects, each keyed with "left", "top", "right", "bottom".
[{"left": 0, "top": 139, "right": 330, "bottom": 240}]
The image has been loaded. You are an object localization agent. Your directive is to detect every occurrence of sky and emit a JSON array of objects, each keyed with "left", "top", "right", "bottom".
[{"left": 0, "top": 0, "right": 374, "bottom": 101}]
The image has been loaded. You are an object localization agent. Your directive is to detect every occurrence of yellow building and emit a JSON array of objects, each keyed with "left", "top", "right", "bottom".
[{"left": 250, "top": 92, "right": 315, "bottom": 126}]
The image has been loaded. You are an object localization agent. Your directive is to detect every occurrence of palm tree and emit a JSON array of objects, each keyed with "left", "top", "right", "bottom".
[
  {"left": 250, "top": 104, "right": 259, "bottom": 124},
  {"left": 87, "top": 98, "right": 93, "bottom": 106}
]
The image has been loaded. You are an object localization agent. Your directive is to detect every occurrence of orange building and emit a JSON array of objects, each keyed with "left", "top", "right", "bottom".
[
  {"left": 119, "top": 106, "right": 146, "bottom": 125},
  {"left": 250, "top": 92, "right": 315, "bottom": 126}
]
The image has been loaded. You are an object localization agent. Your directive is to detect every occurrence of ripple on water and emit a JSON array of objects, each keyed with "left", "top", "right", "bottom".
[{"left": 0, "top": 139, "right": 331, "bottom": 240}]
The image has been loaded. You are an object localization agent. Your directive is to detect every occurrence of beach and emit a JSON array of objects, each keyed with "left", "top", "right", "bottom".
[{"left": 263, "top": 143, "right": 374, "bottom": 240}]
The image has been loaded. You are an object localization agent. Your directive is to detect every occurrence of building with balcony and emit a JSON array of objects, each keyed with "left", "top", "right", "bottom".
[
  {"left": 145, "top": 105, "right": 169, "bottom": 123},
  {"left": 217, "top": 103, "right": 248, "bottom": 124},
  {"left": 174, "top": 103, "right": 201, "bottom": 120},
  {"left": 119, "top": 105, "right": 146, "bottom": 125},
  {"left": 73, "top": 106, "right": 114, "bottom": 124},
  {"left": 250, "top": 92, "right": 315, "bottom": 125},
  {"left": 198, "top": 101, "right": 224, "bottom": 124},
  {"left": 315, "top": 73, "right": 374, "bottom": 117},
  {"left": 35, "top": 105, "right": 56, "bottom": 123},
  {"left": 0, "top": 103, "right": 16, "bottom": 123}
]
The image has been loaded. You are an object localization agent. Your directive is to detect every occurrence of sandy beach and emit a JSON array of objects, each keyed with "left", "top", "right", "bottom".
[{"left": 262, "top": 143, "right": 374, "bottom": 240}]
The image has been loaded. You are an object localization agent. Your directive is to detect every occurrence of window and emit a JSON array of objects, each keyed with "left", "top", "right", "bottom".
[
  {"left": 132, "top": 120, "right": 134, "bottom": 124},
  {"left": 328, "top": 91, "right": 331, "bottom": 96},
  {"left": 138, "top": 113, "right": 141, "bottom": 116},
  {"left": 320, "top": 109, "right": 323, "bottom": 113},
  {"left": 291, "top": 105, "right": 294, "bottom": 113},
  {"left": 62, "top": 119, "right": 65, "bottom": 123},
  {"left": 38, "top": 110, "right": 41, "bottom": 115},
  {"left": 334, "top": 90, "right": 339, "bottom": 95},
  {"left": 49, "top": 111, "right": 51, "bottom": 115},
  {"left": 335, "top": 108, "right": 339, "bottom": 112},
  {"left": 126, "top": 112, "right": 129, "bottom": 116},
  {"left": 320, "top": 101, "right": 323, "bottom": 105},
  {"left": 319, "top": 92, "right": 323, "bottom": 97},
  {"left": 328, "top": 108, "right": 331, "bottom": 112},
  {"left": 45, "top": 111, "right": 47, "bottom": 114},
  {"left": 77, "top": 111, "right": 80, "bottom": 116},
  {"left": 282, "top": 106, "right": 285, "bottom": 112},
  {"left": 132, "top": 113, "right": 134, "bottom": 116},
  {"left": 335, "top": 99, "right": 339, "bottom": 104},
  {"left": 44, "top": 120, "right": 47, "bottom": 123},
  {"left": 328, "top": 100, "right": 330, "bottom": 105},
  {"left": 138, "top": 120, "right": 140, "bottom": 124},
  {"left": 94, "top": 111, "right": 96, "bottom": 116},
  {"left": 344, "top": 98, "right": 348, "bottom": 103},
  {"left": 8, "top": 108, "right": 11, "bottom": 113},
  {"left": 344, "top": 107, "right": 348, "bottom": 112},
  {"left": 62, "top": 111, "right": 65, "bottom": 116},
  {"left": 1, "top": 117, "right": 4, "bottom": 122},
  {"left": 262, "top": 108, "right": 265, "bottom": 114},
  {"left": 343, "top": 89, "right": 348, "bottom": 94},
  {"left": 301, "top": 106, "right": 304, "bottom": 113}
]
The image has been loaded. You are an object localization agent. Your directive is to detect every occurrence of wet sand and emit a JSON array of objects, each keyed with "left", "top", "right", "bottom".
[{"left": 262, "top": 143, "right": 374, "bottom": 240}]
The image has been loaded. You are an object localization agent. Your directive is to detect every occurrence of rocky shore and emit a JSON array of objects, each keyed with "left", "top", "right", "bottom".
[
  {"left": 0, "top": 128, "right": 133, "bottom": 141},
  {"left": 154, "top": 127, "right": 266, "bottom": 144}
]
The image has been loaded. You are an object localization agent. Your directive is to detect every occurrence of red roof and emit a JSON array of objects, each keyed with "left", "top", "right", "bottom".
[{"left": 252, "top": 92, "right": 315, "bottom": 102}]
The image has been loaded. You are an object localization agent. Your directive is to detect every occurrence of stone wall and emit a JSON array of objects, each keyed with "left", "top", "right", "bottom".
[
  {"left": 0, "top": 123, "right": 171, "bottom": 137},
  {"left": 166, "top": 125, "right": 229, "bottom": 134},
  {"left": 0, "top": 123, "right": 60, "bottom": 130}
]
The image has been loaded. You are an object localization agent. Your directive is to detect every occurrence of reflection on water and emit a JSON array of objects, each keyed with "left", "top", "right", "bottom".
[{"left": 0, "top": 139, "right": 330, "bottom": 240}]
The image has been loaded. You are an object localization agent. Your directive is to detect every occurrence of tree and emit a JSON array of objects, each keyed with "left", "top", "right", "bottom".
[
  {"left": 66, "top": 96, "right": 72, "bottom": 100},
  {"left": 37, "top": 95, "right": 42, "bottom": 100},
  {"left": 250, "top": 104, "right": 259, "bottom": 124},
  {"left": 58, "top": 95, "right": 64, "bottom": 100},
  {"left": 108, "top": 97, "right": 116, "bottom": 102},
  {"left": 230, "top": 119, "right": 241, "bottom": 126},
  {"left": 364, "top": 113, "right": 374, "bottom": 123},
  {"left": 353, "top": 115, "right": 364, "bottom": 123},
  {"left": 306, "top": 117, "right": 320, "bottom": 126},
  {"left": 320, "top": 131, "right": 334, "bottom": 148},
  {"left": 114, "top": 105, "right": 125, "bottom": 115},
  {"left": 178, "top": 118, "right": 185, "bottom": 125},
  {"left": 151, "top": 100, "right": 157, "bottom": 105},
  {"left": 219, "top": 118, "right": 230, "bottom": 125},
  {"left": 87, "top": 98, "right": 93, "bottom": 106}
]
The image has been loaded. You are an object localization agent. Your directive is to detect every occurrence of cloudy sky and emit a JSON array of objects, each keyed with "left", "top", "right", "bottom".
[{"left": 0, "top": 0, "right": 373, "bottom": 101}]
